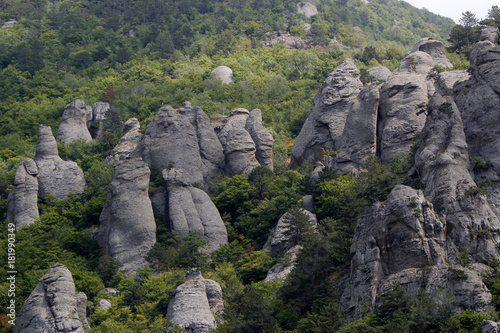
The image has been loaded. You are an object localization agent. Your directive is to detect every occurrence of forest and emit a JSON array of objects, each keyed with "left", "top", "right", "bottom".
[{"left": 1, "top": 0, "right": 500, "bottom": 332}]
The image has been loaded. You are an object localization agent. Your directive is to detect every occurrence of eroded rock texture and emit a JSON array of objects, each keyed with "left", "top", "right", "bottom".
[
  {"left": 163, "top": 168, "right": 228, "bottom": 253},
  {"left": 166, "top": 268, "right": 223, "bottom": 332},
  {"left": 105, "top": 118, "right": 143, "bottom": 163},
  {"left": 15, "top": 264, "right": 85, "bottom": 333},
  {"left": 34, "top": 125, "right": 85, "bottom": 200},
  {"left": 98, "top": 159, "right": 156, "bottom": 272},
  {"left": 6, "top": 158, "right": 39, "bottom": 229},
  {"left": 56, "top": 99, "right": 92, "bottom": 144},
  {"left": 137, "top": 103, "right": 224, "bottom": 185}
]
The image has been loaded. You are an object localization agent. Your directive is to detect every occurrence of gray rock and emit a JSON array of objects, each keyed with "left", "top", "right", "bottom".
[
  {"left": 263, "top": 32, "right": 308, "bottom": 50},
  {"left": 368, "top": 66, "right": 391, "bottom": 82},
  {"left": 378, "top": 72, "right": 428, "bottom": 163},
  {"left": 7, "top": 158, "right": 39, "bottom": 229},
  {"left": 481, "top": 26, "right": 500, "bottom": 44},
  {"left": 211, "top": 66, "right": 233, "bottom": 84},
  {"left": 397, "top": 51, "right": 435, "bottom": 76},
  {"left": 310, "top": 162, "right": 325, "bottom": 186},
  {"left": 90, "top": 102, "right": 109, "bottom": 138},
  {"left": 245, "top": 109, "right": 274, "bottom": 170},
  {"left": 104, "top": 288, "right": 120, "bottom": 297},
  {"left": 34, "top": 125, "right": 85, "bottom": 200},
  {"left": 56, "top": 99, "right": 92, "bottom": 144},
  {"left": 436, "top": 70, "right": 470, "bottom": 96},
  {"left": 291, "top": 58, "right": 363, "bottom": 168},
  {"left": 76, "top": 292, "right": 90, "bottom": 332},
  {"left": 335, "top": 85, "right": 379, "bottom": 173},
  {"left": 1, "top": 19, "right": 16, "bottom": 30},
  {"left": 404, "top": 38, "right": 452, "bottom": 69},
  {"left": 470, "top": 41, "right": 500, "bottom": 66},
  {"left": 415, "top": 94, "right": 500, "bottom": 263},
  {"left": 296, "top": 2, "right": 317, "bottom": 17},
  {"left": 14, "top": 264, "right": 85, "bottom": 333},
  {"left": 265, "top": 245, "right": 301, "bottom": 282},
  {"left": 218, "top": 110, "right": 260, "bottom": 176},
  {"left": 98, "top": 299, "right": 112, "bottom": 311},
  {"left": 106, "top": 118, "right": 143, "bottom": 163},
  {"left": 166, "top": 268, "right": 223, "bottom": 332},
  {"left": 301, "top": 195, "right": 314, "bottom": 213},
  {"left": 163, "top": 168, "right": 228, "bottom": 253},
  {"left": 137, "top": 105, "right": 224, "bottom": 185},
  {"left": 98, "top": 159, "right": 156, "bottom": 272},
  {"left": 483, "top": 320, "right": 500, "bottom": 333}
]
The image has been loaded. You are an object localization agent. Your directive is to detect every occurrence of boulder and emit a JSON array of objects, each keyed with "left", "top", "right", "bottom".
[
  {"left": 98, "top": 299, "right": 112, "bottom": 311},
  {"left": 34, "top": 125, "right": 85, "bottom": 200},
  {"left": 481, "top": 26, "right": 500, "bottom": 44},
  {"left": 211, "top": 66, "right": 233, "bottom": 84},
  {"left": 14, "top": 264, "right": 85, "bottom": 333},
  {"left": 296, "top": 2, "right": 317, "bottom": 17},
  {"left": 6, "top": 158, "right": 39, "bottom": 229},
  {"left": 291, "top": 58, "right": 363, "bottom": 168},
  {"left": 166, "top": 268, "right": 223, "bottom": 332},
  {"left": 137, "top": 104, "right": 224, "bottom": 185},
  {"left": 56, "top": 99, "right": 92, "bottom": 144},
  {"left": 404, "top": 38, "right": 452, "bottom": 69},
  {"left": 378, "top": 72, "right": 428, "bottom": 163},
  {"left": 98, "top": 159, "right": 156, "bottom": 272},
  {"left": 163, "top": 168, "right": 228, "bottom": 253},
  {"left": 105, "top": 118, "right": 143, "bottom": 163},
  {"left": 335, "top": 85, "right": 379, "bottom": 173},
  {"left": 367, "top": 66, "right": 391, "bottom": 82},
  {"left": 470, "top": 41, "right": 500, "bottom": 66}
]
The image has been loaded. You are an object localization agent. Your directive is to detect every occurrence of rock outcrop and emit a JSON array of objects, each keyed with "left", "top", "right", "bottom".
[
  {"left": 166, "top": 268, "right": 223, "bottom": 332},
  {"left": 219, "top": 108, "right": 273, "bottom": 175},
  {"left": 163, "top": 168, "right": 228, "bottom": 253},
  {"left": 263, "top": 32, "right": 308, "bottom": 50},
  {"left": 34, "top": 125, "right": 85, "bottom": 200},
  {"left": 470, "top": 41, "right": 500, "bottom": 66},
  {"left": 484, "top": 320, "right": 500, "bottom": 333},
  {"left": 436, "top": 70, "right": 470, "bottom": 96},
  {"left": 105, "top": 118, "right": 143, "bottom": 163},
  {"left": 402, "top": 38, "right": 452, "bottom": 71},
  {"left": 76, "top": 292, "right": 90, "bottom": 332},
  {"left": 481, "top": 26, "right": 500, "bottom": 44},
  {"left": 211, "top": 66, "right": 233, "bottom": 85},
  {"left": 367, "top": 66, "right": 391, "bottom": 82},
  {"left": 137, "top": 103, "right": 224, "bottom": 185},
  {"left": 15, "top": 264, "right": 86, "bottom": 333},
  {"left": 296, "top": 2, "right": 317, "bottom": 17},
  {"left": 98, "top": 159, "right": 156, "bottom": 272},
  {"left": 56, "top": 99, "right": 92, "bottom": 144},
  {"left": 6, "top": 158, "right": 39, "bottom": 229},
  {"left": 90, "top": 101, "right": 110, "bottom": 138}
]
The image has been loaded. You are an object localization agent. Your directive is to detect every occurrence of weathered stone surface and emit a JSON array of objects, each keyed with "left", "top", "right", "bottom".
[
  {"left": 164, "top": 168, "right": 228, "bottom": 252},
  {"left": 98, "top": 299, "right": 112, "bottom": 311},
  {"left": 15, "top": 264, "right": 85, "bottom": 333},
  {"left": 56, "top": 99, "right": 92, "bottom": 144},
  {"left": 265, "top": 245, "right": 301, "bottom": 282},
  {"left": 481, "top": 26, "right": 500, "bottom": 44},
  {"left": 263, "top": 32, "right": 307, "bottom": 50},
  {"left": 34, "top": 125, "right": 85, "bottom": 200},
  {"left": 416, "top": 94, "right": 500, "bottom": 263},
  {"left": 211, "top": 66, "right": 233, "bottom": 84},
  {"left": 106, "top": 118, "right": 143, "bottom": 163},
  {"left": 404, "top": 38, "right": 452, "bottom": 69},
  {"left": 245, "top": 109, "right": 274, "bottom": 170},
  {"left": 218, "top": 110, "right": 260, "bottom": 176},
  {"left": 296, "top": 2, "right": 317, "bottom": 17},
  {"left": 470, "top": 41, "right": 500, "bottom": 66},
  {"left": 335, "top": 85, "right": 379, "bottom": 173},
  {"left": 378, "top": 72, "right": 428, "bottom": 163},
  {"left": 76, "top": 292, "right": 90, "bottom": 332},
  {"left": 368, "top": 66, "right": 391, "bottom": 82},
  {"left": 90, "top": 102, "right": 109, "bottom": 138},
  {"left": 436, "top": 70, "right": 470, "bottom": 96},
  {"left": 98, "top": 159, "right": 156, "bottom": 272},
  {"left": 397, "top": 51, "right": 435, "bottom": 76},
  {"left": 291, "top": 58, "right": 363, "bottom": 168},
  {"left": 7, "top": 158, "right": 39, "bottom": 229},
  {"left": 483, "top": 320, "right": 500, "bottom": 333},
  {"left": 137, "top": 104, "right": 224, "bottom": 185},
  {"left": 166, "top": 268, "right": 223, "bottom": 332}
]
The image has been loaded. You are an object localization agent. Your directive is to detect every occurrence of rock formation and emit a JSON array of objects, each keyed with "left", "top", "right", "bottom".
[
  {"left": 97, "top": 159, "right": 156, "bottom": 272},
  {"left": 296, "top": 2, "right": 317, "bottom": 17},
  {"left": 6, "top": 158, "right": 39, "bottom": 229},
  {"left": 402, "top": 37, "right": 452, "bottom": 71},
  {"left": 211, "top": 66, "right": 233, "bottom": 84},
  {"left": 484, "top": 320, "right": 500, "bottom": 333},
  {"left": 105, "top": 118, "right": 143, "bottom": 163},
  {"left": 76, "top": 292, "right": 90, "bottom": 332},
  {"left": 436, "top": 70, "right": 470, "bottom": 96},
  {"left": 34, "top": 125, "right": 85, "bottom": 200},
  {"left": 470, "top": 41, "right": 500, "bottom": 67},
  {"left": 163, "top": 168, "right": 228, "bottom": 253},
  {"left": 137, "top": 103, "right": 225, "bottom": 185},
  {"left": 166, "top": 268, "right": 223, "bottom": 332},
  {"left": 56, "top": 99, "right": 92, "bottom": 144},
  {"left": 367, "top": 66, "right": 391, "bottom": 82},
  {"left": 481, "top": 26, "right": 500, "bottom": 44},
  {"left": 90, "top": 101, "right": 110, "bottom": 138},
  {"left": 15, "top": 264, "right": 86, "bottom": 333},
  {"left": 219, "top": 108, "right": 274, "bottom": 175},
  {"left": 263, "top": 31, "right": 308, "bottom": 50}
]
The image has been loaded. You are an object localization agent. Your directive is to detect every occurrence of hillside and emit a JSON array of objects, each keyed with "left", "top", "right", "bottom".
[{"left": 3, "top": 0, "right": 500, "bottom": 333}]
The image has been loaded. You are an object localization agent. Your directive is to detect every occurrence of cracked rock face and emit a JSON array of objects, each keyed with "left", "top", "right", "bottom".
[
  {"left": 166, "top": 268, "right": 223, "bottom": 332},
  {"left": 7, "top": 158, "right": 39, "bottom": 229},
  {"left": 34, "top": 125, "right": 85, "bottom": 200},
  {"left": 15, "top": 264, "right": 85, "bottom": 333},
  {"left": 56, "top": 99, "right": 92, "bottom": 144},
  {"left": 98, "top": 159, "right": 156, "bottom": 272}
]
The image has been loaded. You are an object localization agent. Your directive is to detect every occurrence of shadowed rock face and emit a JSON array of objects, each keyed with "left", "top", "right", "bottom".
[
  {"left": 166, "top": 268, "right": 223, "bottom": 332},
  {"left": 34, "top": 125, "right": 85, "bottom": 200},
  {"left": 7, "top": 158, "right": 39, "bottom": 229},
  {"left": 56, "top": 99, "right": 92, "bottom": 144},
  {"left": 14, "top": 264, "right": 85, "bottom": 333},
  {"left": 98, "top": 159, "right": 156, "bottom": 272}
]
